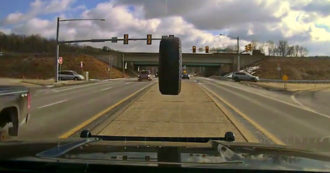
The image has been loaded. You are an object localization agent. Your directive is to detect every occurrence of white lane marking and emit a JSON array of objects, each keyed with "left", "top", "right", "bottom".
[
  {"left": 101, "top": 86, "right": 112, "bottom": 91},
  {"left": 125, "top": 82, "right": 130, "bottom": 85},
  {"left": 202, "top": 82, "right": 328, "bottom": 134},
  {"left": 203, "top": 78, "right": 330, "bottom": 119},
  {"left": 290, "top": 94, "right": 328, "bottom": 118},
  {"left": 37, "top": 99, "right": 68, "bottom": 109},
  {"left": 52, "top": 82, "right": 102, "bottom": 92},
  {"left": 290, "top": 94, "right": 308, "bottom": 109}
]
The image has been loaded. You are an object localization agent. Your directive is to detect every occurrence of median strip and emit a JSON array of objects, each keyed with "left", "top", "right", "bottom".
[
  {"left": 58, "top": 82, "right": 155, "bottom": 139},
  {"left": 200, "top": 83, "right": 285, "bottom": 145}
]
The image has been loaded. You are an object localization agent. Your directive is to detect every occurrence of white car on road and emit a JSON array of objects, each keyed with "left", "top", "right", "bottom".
[{"left": 232, "top": 72, "right": 259, "bottom": 82}]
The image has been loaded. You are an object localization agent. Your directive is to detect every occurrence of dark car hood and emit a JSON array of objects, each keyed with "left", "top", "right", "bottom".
[{"left": 0, "top": 138, "right": 329, "bottom": 171}]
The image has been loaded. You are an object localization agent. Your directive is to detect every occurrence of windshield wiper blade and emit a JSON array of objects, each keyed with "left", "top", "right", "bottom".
[{"left": 80, "top": 130, "right": 235, "bottom": 143}]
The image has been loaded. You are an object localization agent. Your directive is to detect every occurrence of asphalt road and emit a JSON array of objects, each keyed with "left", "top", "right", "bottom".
[
  {"left": 15, "top": 77, "right": 330, "bottom": 153},
  {"left": 18, "top": 78, "right": 155, "bottom": 140},
  {"left": 198, "top": 77, "right": 330, "bottom": 152},
  {"left": 294, "top": 88, "right": 330, "bottom": 116}
]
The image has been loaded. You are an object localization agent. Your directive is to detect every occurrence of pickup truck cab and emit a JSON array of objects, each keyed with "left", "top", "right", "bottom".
[{"left": 0, "top": 86, "right": 30, "bottom": 139}]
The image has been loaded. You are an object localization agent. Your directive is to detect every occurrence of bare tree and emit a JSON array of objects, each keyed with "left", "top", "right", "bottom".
[
  {"left": 267, "top": 40, "right": 276, "bottom": 56},
  {"left": 301, "top": 47, "right": 308, "bottom": 57},
  {"left": 287, "top": 46, "right": 294, "bottom": 57},
  {"left": 278, "top": 40, "right": 289, "bottom": 57},
  {"left": 294, "top": 45, "right": 300, "bottom": 57},
  {"left": 251, "top": 40, "right": 258, "bottom": 50}
]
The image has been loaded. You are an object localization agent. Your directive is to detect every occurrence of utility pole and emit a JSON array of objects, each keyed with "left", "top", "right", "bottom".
[
  {"left": 109, "top": 56, "right": 112, "bottom": 79},
  {"left": 237, "top": 36, "right": 240, "bottom": 71},
  {"left": 55, "top": 17, "right": 60, "bottom": 82},
  {"left": 122, "top": 54, "right": 125, "bottom": 76}
]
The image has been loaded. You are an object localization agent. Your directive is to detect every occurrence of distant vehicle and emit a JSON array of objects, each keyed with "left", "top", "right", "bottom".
[
  {"left": 138, "top": 70, "right": 152, "bottom": 81},
  {"left": 0, "top": 52, "right": 3, "bottom": 56},
  {"left": 182, "top": 74, "right": 190, "bottom": 79},
  {"left": 0, "top": 86, "right": 30, "bottom": 138},
  {"left": 232, "top": 72, "right": 259, "bottom": 82},
  {"left": 59, "top": 70, "right": 85, "bottom": 81}
]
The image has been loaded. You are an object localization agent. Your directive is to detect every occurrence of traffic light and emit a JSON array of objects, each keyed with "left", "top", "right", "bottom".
[
  {"left": 147, "top": 34, "right": 152, "bottom": 45},
  {"left": 205, "top": 46, "right": 209, "bottom": 53},
  {"left": 192, "top": 46, "right": 196, "bottom": 53},
  {"left": 248, "top": 44, "right": 252, "bottom": 51},
  {"left": 124, "top": 34, "right": 128, "bottom": 44},
  {"left": 245, "top": 44, "right": 252, "bottom": 51}
]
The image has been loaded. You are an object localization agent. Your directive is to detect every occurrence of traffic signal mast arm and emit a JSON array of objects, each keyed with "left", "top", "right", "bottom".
[{"left": 59, "top": 35, "right": 162, "bottom": 44}]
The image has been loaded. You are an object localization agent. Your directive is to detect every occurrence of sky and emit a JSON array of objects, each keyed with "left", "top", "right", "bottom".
[{"left": 0, "top": 0, "right": 330, "bottom": 55}]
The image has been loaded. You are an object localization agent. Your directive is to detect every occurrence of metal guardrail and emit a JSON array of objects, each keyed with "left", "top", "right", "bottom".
[
  {"left": 210, "top": 76, "right": 330, "bottom": 83},
  {"left": 258, "top": 79, "right": 330, "bottom": 83}
]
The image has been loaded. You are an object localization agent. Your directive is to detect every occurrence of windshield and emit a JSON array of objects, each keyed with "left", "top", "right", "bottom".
[{"left": 1, "top": 0, "right": 330, "bottom": 170}]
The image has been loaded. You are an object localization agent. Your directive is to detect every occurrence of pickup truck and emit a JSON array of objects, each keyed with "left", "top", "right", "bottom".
[{"left": 0, "top": 86, "right": 31, "bottom": 139}]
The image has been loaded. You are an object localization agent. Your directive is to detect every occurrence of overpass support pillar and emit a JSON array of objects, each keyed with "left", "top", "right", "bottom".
[{"left": 232, "top": 56, "right": 238, "bottom": 72}]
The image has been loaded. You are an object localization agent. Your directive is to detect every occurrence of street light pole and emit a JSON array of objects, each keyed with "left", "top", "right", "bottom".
[{"left": 55, "top": 17, "right": 60, "bottom": 82}]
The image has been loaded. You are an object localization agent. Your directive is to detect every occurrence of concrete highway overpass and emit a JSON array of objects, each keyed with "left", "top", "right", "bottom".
[{"left": 96, "top": 51, "right": 266, "bottom": 74}]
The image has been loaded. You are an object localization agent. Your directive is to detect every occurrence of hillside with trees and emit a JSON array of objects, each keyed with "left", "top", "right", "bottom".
[
  {"left": 0, "top": 32, "right": 125, "bottom": 79},
  {"left": 0, "top": 32, "right": 106, "bottom": 54}
]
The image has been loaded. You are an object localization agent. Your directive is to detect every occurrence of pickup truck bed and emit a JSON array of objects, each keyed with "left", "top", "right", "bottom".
[{"left": 0, "top": 86, "right": 30, "bottom": 138}]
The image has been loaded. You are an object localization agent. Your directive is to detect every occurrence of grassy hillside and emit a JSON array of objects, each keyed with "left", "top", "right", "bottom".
[
  {"left": 253, "top": 57, "right": 330, "bottom": 80},
  {"left": 0, "top": 54, "right": 127, "bottom": 79}
]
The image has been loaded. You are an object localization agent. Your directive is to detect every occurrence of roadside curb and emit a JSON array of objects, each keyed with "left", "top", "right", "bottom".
[
  {"left": 21, "top": 80, "right": 97, "bottom": 88},
  {"left": 240, "top": 82, "right": 295, "bottom": 94}
]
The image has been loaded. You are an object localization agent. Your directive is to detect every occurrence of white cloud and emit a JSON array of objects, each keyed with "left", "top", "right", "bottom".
[
  {"left": 1, "top": 0, "right": 75, "bottom": 26},
  {"left": 1, "top": 0, "right": 330, "bottom": 55},
  {"left": 2, "top": 12, "right": 24, "bottom": 25},
  {"left": 12, "top": 18, "right": 55, "bottom": 38}
]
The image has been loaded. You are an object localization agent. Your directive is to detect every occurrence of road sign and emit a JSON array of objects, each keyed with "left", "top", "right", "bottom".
[
  {"left": 58, "top": 57, "right": 63, "bottom": 65},
  {"left": 282, "top": 74, "right": 288, "bottom": 81},
  {"left": 80, "top": 61, "right": 84, "bottom": 68}
]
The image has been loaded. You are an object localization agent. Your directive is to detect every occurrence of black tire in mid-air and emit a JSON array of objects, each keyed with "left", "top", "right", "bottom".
[{"left": 158, "top": 36, "right": 182, "bottom": 95}]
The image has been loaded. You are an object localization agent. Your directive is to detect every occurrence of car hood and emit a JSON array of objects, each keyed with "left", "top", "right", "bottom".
[{"left": 0, "top": 138, "right": 329, "bottom": 171}]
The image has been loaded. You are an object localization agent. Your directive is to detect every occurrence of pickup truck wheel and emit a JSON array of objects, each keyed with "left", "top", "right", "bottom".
[
  {"left": 159, "top": 36, "right": 182, "bottom": 95},
  {"left": 233, "top": 77, "right": 240, "bottom": 82}
]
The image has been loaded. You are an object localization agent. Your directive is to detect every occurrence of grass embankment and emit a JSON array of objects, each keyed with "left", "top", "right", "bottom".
[
  {"left": 253, "top": 57, "right": 330, "bottom": 80},
  {"left": 0, "top": 54, "right": 127, "bottom": 79}
]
